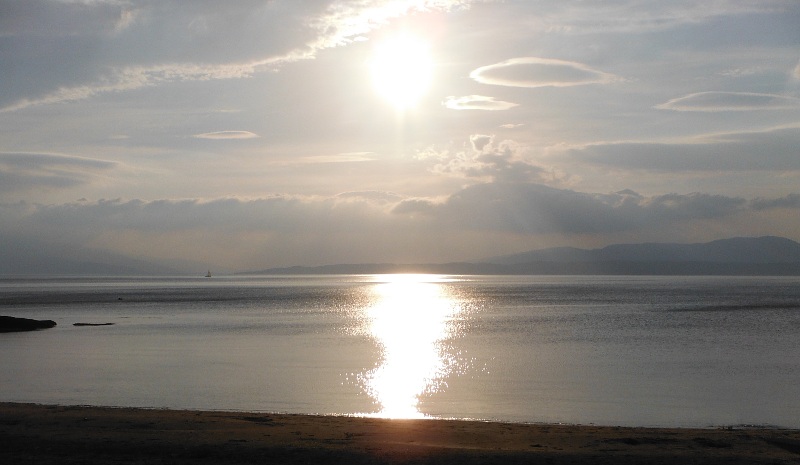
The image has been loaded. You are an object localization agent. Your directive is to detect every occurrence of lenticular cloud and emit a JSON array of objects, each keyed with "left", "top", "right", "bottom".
[
  {"left": 470, "top": 57, "right": 620, "bottom": 88},
  {"left": 193, "top": 131, "right": 260, "bottom": 140},
  {"left": 442, "top": 95, "right": 518, "bottom": 110},
  {"left": 656, "top": 92, "right": 800, "bottom": 112}
]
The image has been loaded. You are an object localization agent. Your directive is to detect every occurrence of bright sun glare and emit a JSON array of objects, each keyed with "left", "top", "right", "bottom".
[
  {"left": 369, "top": 35, "right": 433, "bottom": 110},
  {"left": 360, "top": 274, "right": 462, "bottom": 419}
]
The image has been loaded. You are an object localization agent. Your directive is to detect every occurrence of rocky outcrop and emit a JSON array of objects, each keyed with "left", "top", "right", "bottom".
[{"left": 0, "top": 316, "right": 57, "bottom": 332}]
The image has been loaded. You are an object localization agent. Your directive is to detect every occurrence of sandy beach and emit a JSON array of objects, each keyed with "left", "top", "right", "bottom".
[{"left": 1, "top": 403, "right": 798, "bottom": 464}]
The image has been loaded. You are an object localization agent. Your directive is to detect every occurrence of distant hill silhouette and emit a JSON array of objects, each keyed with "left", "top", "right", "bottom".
[
  {"left": 0, "top": 237, "right": 195, "bottom": 276},
  {"left": 243, "top": 236, "right": 800, "bottom": 276},
  {"left": 484, "top": 236, "right": 800, "bottom": 265}
]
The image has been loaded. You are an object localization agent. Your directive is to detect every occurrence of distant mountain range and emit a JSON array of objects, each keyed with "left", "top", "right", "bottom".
[
  {"left": 4, "top": 236, "right": 800, "bottom": 277},
  {"left": 243, "top": 236, "right": 800, "bottom": 276},
  {"left": 0, "top": 239, "right": 198, "bottom": 276}
]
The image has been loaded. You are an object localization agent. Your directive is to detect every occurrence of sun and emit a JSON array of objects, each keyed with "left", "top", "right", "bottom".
[{"left": 369, "top": 34, "right": 433, "bottom": 110}]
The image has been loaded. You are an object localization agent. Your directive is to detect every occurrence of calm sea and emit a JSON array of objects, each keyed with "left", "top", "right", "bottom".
[{"left": 1, "top": 274, "right": 799, "bottom": 428}]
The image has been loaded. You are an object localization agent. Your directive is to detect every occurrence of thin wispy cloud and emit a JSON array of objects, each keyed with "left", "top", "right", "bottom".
[
  {"left": 309, "top": 0, "right": 475, "bottom": 49},
  {"left": 656, "top": 92, "right": 800, "bottom": 112},
  {"left": 528, "top": 0, "right": 790, "bottom": 33},
  {"left": 0, "top": 152, "right": 116, "bottom": 192},
  {"left": 1, "top": 1, "right": 475, "bottom": 113},
  {"left": 193, "top": 131, "right": 260, "bottom": 140},
  {"left": 470, "top": 57, "right": 621, "bottom": 88},
  {"left": 1, "top": 60, "right": 287, "bottom": 113},
  {"left": 335, "top": 190, "right": 405, "bottom": 204},
  {"left": 442, "top": 95, "right": 518, "bottom": 110}
]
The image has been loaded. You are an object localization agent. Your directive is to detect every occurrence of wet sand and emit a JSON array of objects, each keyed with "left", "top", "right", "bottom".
[{"left": 1, "top": 402, "right": 799, "bottom": 464}]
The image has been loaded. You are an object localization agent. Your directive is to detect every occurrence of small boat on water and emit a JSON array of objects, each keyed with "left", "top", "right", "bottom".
[{"left": 205, "top": 270, "right": 212, "bottom": 278}]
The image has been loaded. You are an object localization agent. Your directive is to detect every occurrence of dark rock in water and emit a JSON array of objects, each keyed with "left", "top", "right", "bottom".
[
  {"left": 73, "top": 322, "right": 115, "bottom": 327},
  {"left": 0, "top": 316, "right": 57, "bottom": 333}
]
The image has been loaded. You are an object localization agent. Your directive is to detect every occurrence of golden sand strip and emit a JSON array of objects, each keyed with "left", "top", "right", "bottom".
[{"left": 1, "top": 402, "right": 799, "bottom": 464}]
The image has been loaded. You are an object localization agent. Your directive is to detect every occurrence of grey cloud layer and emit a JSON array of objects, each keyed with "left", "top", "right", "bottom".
[
  {"left": 2, "top": 177, "right": 797, "bottom": 270},
  {"left": 4, "top": 184, "right": 796, "bottom": 242},
  {"left": 563, "top": 126, "right": 800, "bottom": 172},
  {"left": 0, "top": 152, "right": 116, "bottom": 192},
  {"left": 392, "top": 184, "right": 758, "bottom": 234}
]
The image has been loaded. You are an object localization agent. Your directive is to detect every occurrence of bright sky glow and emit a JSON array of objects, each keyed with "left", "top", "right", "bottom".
[
  {"left": 1, "top": 1, "right": 800, "bottom": 273},
  {"left": 369, "top": 34, "right": 433, "bottom": 109}
]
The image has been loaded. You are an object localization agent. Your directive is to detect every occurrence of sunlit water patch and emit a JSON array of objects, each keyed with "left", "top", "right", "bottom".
[
  {"left": 355, "top": 275, "right": 469, "bottom": 418},
  {"left": 1, "top": 275, "right": 799, "bottom": 427}
]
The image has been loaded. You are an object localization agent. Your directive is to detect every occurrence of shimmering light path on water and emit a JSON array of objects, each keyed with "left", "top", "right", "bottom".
[
  {"left": 1, "top": 275, "right": 799, "bottom": 428},
  {"left": 359, "top": 275, "right": 466, "bottom": 418}
]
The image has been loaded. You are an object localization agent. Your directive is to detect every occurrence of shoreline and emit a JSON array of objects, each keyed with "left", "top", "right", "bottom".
[{"left": 2, "top": 403, "right": 799, "bottom": 464}]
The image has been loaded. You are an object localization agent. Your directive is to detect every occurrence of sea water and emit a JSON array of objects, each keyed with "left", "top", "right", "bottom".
[{"left": 0, "top": 274, "right": 798, "bottom": 428}]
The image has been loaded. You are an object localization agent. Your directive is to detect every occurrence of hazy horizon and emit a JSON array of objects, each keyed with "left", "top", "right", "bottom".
[{"left": 2, "top": 1, "right": 800, "bottom": 272}]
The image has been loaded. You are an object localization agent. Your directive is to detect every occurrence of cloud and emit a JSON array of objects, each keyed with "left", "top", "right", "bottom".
[
  {"left": 656, "top": 92, "right": 800, "bottom": 112},
  {"left": 0, "top": 0, "right": 133, "bottom": 37},
  {"left": 10, "top": 188, "right": 794, "bottom": 242},
  {"left": 0, "top": 194, "right": 431, "bottom": 269},
  {"left": 193, "top": 131, "right": 260, "bottom": 140},
  {"left": 524, "top": 1, "right": 790, "bottom": 34},
  {"left": 1, "top": 61, "right": 286, "bottom": 113},
  {"left": 393, "top": 183, "right": 751, "bottom": 234},
  {"left": 1, "top": 1, "right": 475, "bottom": 112},
  {"left": 335, "top": 191, "right": 406, "bottom": 204},
  {"left": 309, "top": 0, "right": 474, "bottom": 49},
  {"left": 3, "top": 183, "right": 798, "bottom": 270},
  {"left": 563, "top": 126, "right": 800, "bottom": 172},
  {"left": 470, "top": 134, "right": 492, "bottom": 151},
  {"left": 442, "top": 95, "right": 518, "bottom": 110},
  {"left": 718, "top": 67, "right": 764, "bottom": 78},
  {"left": 793, "top": 61, "right": 800, "bottom": 80},
  {"left": 431, "top": 136, "right": 565, "bottom": 184},
  {"left": 470, "top": 57, "right": 622, "bottom": 88},
  {"left": 0, "top": 152, "right": 116, "bottom": 192},
  {"left": 751, "top": 193, "right": 800, "bottom": 210}
]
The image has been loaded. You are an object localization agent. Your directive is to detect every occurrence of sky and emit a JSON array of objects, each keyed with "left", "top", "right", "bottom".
[{"left": 1, "top": 0, "right": 800, "bottom": 272}]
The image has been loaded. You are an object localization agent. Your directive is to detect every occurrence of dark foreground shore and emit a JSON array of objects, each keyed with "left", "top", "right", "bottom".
[{"left": 1, "top": 403, "right": 799, "bottom": 464}]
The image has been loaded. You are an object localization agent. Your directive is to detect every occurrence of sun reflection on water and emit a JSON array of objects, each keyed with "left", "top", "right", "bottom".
[{"left": 359, "top": 274, "right": 464, "bottom": 419}]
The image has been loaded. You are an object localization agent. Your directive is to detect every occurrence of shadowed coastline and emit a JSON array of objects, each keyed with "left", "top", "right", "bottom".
[
  {"left": 1, "top": 403, "right": 798, "bottom": 464},
  {"left": 0, "top": 316, "right": 56, "bottom": 333}
]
